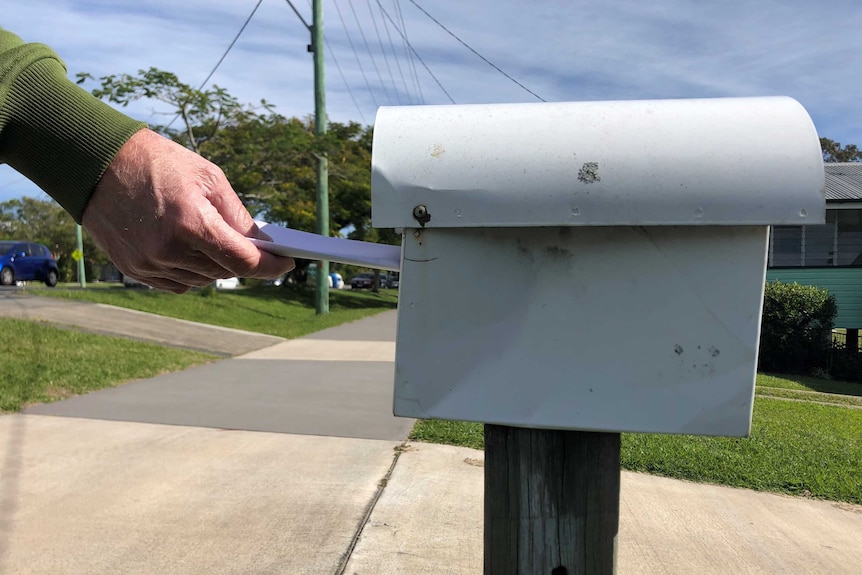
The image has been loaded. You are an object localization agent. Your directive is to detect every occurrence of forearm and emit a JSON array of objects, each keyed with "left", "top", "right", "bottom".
[{"left": 0, "top": 27, "right": 145, "bottom": 222}]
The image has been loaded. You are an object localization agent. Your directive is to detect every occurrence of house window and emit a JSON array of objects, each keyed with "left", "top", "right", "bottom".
[
  {"left": 769, "top": 209, "right": 862, "bottom": 267},
  {"left": 805, "top": 218, "right": 836, "bottom": 266},
  {"left": 836, "top": 210, "right": 862, "bottom": 266},
  {"left": 770, "top": 226, "right": 802, "bottom": 267}
]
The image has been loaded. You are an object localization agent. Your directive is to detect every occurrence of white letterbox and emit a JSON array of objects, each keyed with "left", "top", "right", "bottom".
[{"left": 372, "top": 97, "right": 824, "bottom": 436}]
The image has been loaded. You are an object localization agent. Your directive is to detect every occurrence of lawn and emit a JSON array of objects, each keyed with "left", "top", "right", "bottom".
[
  {"left": 0, "top": 318, "right": 215, "bottom": 412},
  {"left": 35, "top": 284, "right": 398, "bottom": 339},
  {"left": 410, "top": 373, "right": 862, "bottom": 505}
]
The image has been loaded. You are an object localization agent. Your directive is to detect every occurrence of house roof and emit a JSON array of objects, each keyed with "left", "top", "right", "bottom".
[{"left": 824, "top": 162, "right": 862, "bottom": 201}]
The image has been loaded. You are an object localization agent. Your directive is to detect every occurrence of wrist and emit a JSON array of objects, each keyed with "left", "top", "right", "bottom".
[{"left": 3, "top": 58, "right": 146, "bottom": 222}]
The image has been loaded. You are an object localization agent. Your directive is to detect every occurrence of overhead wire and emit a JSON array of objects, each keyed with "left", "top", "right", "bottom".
[
  {"left": 377, "top": 1, "right": 413, "bottom": 104},
  {"left": 348, "top": 0, "right": 391, "bottom": 104},
  {"left": 332, "top": 0, "right": 380, "bottom": 109},
  {"left": 283, "top": 0, "right": 311, "bottom": 29},
  {"left": 389, "top": 4, "right": 453, "bottom": 103},
  {"left": 405, "top": 0, "right": 545, "bottom": 102},
  {"left": 165, "top": 0, "right": 264, "bottom": 131},
  {"left": 365, "top": 0, "right": 402, "bottom": 105},
  {"left": 324, "top": 34, "right": 368, "bottom": 124},
  {"left": 197, "top": 0, "right": 265, "bottom": 92},
  {"left": 392, "top": 0, "right": 424, "bottom": 103}
]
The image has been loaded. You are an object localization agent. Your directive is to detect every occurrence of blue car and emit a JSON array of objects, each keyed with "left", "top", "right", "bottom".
[{"left": 0, "top": 241, "right": 60, "bottom": 287}]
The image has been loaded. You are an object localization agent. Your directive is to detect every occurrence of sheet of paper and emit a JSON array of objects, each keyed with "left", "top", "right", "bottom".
[{"left": 250, "top": 221, "right": 401, "bottom": 271}]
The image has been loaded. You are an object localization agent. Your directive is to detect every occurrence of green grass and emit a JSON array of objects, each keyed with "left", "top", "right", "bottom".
[
  {"left": 0, "top": 318, "right": 215, "bottom": 412},
  {"left": 409, "top": 374, "right": 862, "bottom": 504},
  {"left": 35, "top": 284, "right": 398, "bottom": 339},
  {"left": 757, "top": 373, "right": 862, "bottom": 408}
]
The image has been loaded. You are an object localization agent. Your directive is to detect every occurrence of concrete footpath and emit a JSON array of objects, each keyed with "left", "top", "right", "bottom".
[{"left": 1, "top": 294, "right": 861, "bottom": 574}]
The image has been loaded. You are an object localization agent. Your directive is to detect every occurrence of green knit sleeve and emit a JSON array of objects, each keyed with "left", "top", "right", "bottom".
[{"left": 0, "top": 27, "right": 146, "bottom": 222}]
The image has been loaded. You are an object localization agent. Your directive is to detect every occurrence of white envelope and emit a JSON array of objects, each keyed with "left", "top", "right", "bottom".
[{"left": 250, "top": 221, "right": 401, "bottom": 271}]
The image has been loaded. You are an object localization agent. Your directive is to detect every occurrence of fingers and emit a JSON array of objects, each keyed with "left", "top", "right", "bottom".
[
  {"left": 196, "top": 228, "right": 296, "bottom": 279},
  {"left": 196, "top": 167, "right": 295, "bottom": 278},
  {"left": 200, "top": 167, "right": 259, "bottom": 237},
  {"left": 195, "top": 208, "right": 295, "bottom": 279},
  {"left": 123, "top": 265, "right": 229, "bottom": 294}
]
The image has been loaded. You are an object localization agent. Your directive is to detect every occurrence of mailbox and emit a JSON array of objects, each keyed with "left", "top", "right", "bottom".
[{"left": 371, "top": 97, "right": 824, "bottom": 436}]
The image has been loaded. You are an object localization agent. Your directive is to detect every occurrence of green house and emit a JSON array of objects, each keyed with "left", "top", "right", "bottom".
[{"left": 766, "top": 162, "right": 862, "bottom": 339}]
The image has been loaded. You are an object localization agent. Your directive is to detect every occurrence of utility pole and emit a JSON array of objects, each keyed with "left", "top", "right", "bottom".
[
  {"left": 75, "top": 224, "right": 86, "bottom": 288},
  {"left": 284, "top": 0, "right": 329, "bottom": 314},
  {"left": 311, "top": 0, "right": 329, "bottom": 315}
]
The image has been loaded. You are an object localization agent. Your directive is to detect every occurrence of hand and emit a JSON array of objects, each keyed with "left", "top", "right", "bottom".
[{"left": 82, "top": 129, "right": 295, "bottom": 293}]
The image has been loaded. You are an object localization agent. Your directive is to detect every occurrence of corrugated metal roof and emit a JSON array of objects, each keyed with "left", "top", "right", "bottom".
[{"left": 825, "top": 162, "right": 862, "bottom": 201}]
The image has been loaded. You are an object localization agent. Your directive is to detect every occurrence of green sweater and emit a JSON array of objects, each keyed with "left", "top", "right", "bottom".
[{"left": 0, "top": 27, "right": 146, "bottom": 222}]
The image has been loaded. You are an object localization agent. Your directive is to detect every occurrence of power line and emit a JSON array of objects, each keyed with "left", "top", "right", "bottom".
[
  {"left": 366, "top": 0, "right": 402, "bottom": 105},
  {"left": 198, "top": 0, "right": 265, "bottom": 91},
  {"left": 393, "top": 0, "right": 424, "bottom": 103},
  {"left": 166, "top": 0, "right": 264, "bottom": 131},
  {"left": 376, "top": 0, "right": 454, "bottom": 104},
  {"left": 378, "top": 1, "right": 413, "bottom": 104},
  {"left": 324, "top": 33, "right": 368, "bottom": 124},
  {"left": 333, "top": 0, "right": 380, "bottom": 109},
  {"left": 348, "top": 0, "right": 391, "bottom": 104},
  {"left": 406, "top": 0, "right": 545, "bottom": 102},
  {"left": 283, "top": 0, "right": 310, "bottom": 30}
]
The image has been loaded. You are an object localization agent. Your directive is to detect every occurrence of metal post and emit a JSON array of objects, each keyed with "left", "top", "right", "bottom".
[
  {"left": 75, "top": 224, "right": 86, "bottom": 288},
  {"left": 484, "top": 425, "right": 621, "bottom": 574},
  {"left": 312, "top": 0, "right": 329, "bottom": 315}
]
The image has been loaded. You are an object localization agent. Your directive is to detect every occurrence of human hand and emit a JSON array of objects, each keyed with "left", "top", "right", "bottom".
[{"left": 82, "top": 129, "right": 295, "bottom": 293}]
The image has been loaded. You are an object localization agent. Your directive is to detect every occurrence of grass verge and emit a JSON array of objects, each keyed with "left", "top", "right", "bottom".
[
  {"left": 34, "top": 284, "right": 398, "bottom": 338},
  {"left": 409, "top": 374, "right": 862, "bottom": 505},
  {"left": 1, "top": 318, "right": 216, "bottom": 412}
]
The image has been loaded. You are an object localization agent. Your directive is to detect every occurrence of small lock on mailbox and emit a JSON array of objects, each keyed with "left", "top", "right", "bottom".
[{"left": 371, "top": 97, "right": 824, "bottom": 436}]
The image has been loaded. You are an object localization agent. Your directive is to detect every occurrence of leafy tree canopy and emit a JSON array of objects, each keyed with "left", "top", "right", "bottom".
[{"left": 820, "top": 137, "right": 862, "bottom": 162}]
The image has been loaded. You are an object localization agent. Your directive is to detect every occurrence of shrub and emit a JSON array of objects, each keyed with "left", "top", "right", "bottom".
[
  {"left": 828, "top": 341, "right": 862, "bottom": 383},
  {"left": 759, "top": 281, "right": 836, "bottom": 374}
]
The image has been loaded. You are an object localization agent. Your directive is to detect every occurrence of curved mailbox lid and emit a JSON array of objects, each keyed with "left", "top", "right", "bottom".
[{"left": 371, "top": 97, "right": 825, "bottom": 228}]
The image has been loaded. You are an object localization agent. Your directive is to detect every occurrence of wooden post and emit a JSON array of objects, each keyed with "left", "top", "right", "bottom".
[{"left": 484, "top": 425, "right": 621, "bottom": 575}]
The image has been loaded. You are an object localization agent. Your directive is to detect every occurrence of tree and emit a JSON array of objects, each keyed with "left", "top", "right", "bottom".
[
  {"left": 76, "top": 68, "right": 266, "bottom": 154},
  {"left": 820, "top": 137, "right": 862, "bottom": 162}
]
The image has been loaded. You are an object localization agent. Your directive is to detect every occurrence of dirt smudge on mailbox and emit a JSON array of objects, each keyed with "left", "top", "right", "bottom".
[
  {"left": 515, "top": 239, "right": 534, "bottom": 264},
  {"left": 545, "top": 246, "right": 573, "bottom": 259},
  {"left": 430, "top": 143, "right": 445, "bottom": 158},
  {"left": 578, "top": 161, "right": 601, "bottom": 184}
]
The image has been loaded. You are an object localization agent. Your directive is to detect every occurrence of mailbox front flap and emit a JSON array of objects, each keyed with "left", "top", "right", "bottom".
[{"left": 371, "top": 97, "right": 824, "bottom": 229}]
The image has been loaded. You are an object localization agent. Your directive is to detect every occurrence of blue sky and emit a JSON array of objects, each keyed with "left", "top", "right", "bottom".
[{"left": 3, "top": 0, "right": 861, "bottom": 203}]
